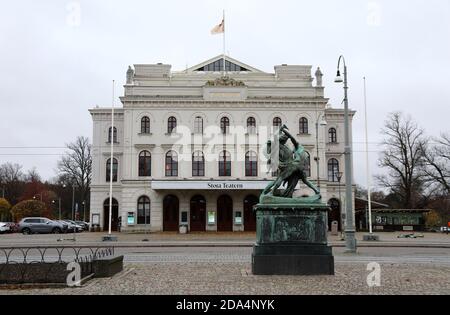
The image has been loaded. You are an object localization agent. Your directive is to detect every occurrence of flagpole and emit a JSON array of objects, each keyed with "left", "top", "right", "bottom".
[
  {"left": 363, "top": 77, "right": 373, "bottom": 235},
  {"left": 223, "top": 9, "right": 226, "bottom": 77}
]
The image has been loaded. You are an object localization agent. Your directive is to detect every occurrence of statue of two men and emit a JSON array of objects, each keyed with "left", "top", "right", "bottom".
[{"left": 263, "top": 125, "right": 321, "bottom": 200}]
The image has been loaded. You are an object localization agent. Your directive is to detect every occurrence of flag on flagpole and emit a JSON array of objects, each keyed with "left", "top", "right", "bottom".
[{"left": 211, "top": 19, "right": 225, "bottom": 35}]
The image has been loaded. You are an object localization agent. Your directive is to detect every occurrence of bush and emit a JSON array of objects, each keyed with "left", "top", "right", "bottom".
[
  {"left": 11, "top": 200, "right": 49, "bottom": 222},
  {"left": 425, "top": 210, "right": 442, "bottom": 228},
  {"left": 0, "top": 198, "right": 12, "bottom": 221}
]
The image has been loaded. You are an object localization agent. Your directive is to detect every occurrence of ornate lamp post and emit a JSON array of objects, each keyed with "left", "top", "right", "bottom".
[{"left": 334, "top": 55, "right": 357, "bottom": 253}]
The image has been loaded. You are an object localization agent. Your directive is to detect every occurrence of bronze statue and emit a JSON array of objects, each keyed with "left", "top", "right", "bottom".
[{"left": 261, "top": 125, "right": 321, "bottom": 204}]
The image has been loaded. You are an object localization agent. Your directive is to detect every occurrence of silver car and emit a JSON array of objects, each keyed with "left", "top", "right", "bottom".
[{"left": 18, "top": 217, "right": 65, "bottom": 234}]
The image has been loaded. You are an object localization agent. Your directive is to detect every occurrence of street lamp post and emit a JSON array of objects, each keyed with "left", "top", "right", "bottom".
[
  {"left": 336, "top": 171, "right": 344, "bottom": 239},
  {"left": 315, "top": 110, "right": 328, "bottom": 189},
  {"left": 52, "top": 198, "right": 62, "bottom": 220},
  {"left": 334, "top": 55, "right": 357, "bottom": 253}
]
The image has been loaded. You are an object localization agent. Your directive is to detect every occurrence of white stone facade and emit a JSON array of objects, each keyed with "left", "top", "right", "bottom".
[{"left": 89, "top": 55, "right": 356, "bottom": 233}]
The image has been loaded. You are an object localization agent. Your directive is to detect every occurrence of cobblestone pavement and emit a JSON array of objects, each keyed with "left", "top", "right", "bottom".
[{"left": 2, "top": 261, "right": 450, "bottom": 295}]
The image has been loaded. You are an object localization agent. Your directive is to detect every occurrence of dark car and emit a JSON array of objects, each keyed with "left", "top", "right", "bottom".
[{"left": 18, "top": 217, "right": 65, "bottom": 234}]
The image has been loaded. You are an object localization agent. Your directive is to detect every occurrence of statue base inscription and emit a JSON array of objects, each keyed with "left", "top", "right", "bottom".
[{"left": 252, "top": 205, "right": 334, "bottom": 276}]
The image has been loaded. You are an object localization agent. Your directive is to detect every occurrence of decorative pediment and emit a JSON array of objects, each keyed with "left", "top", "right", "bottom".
[
  {"left": 186, "top": 55, "right": 265, "bottom": 73},
  {"left": 205, "top": 76, "right": 246, "bottom": 87}
]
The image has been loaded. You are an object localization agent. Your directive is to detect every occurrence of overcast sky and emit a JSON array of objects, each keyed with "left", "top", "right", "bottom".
[{"left": 0, "top": 0, "right": 449, "bottom": 188}]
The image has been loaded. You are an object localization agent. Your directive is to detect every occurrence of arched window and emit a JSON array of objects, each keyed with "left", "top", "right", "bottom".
[
  {"left": 245, "top": 151, "right": 258, "bottom": 177},
  {"left": 328, "top": 158, "right": 340, "bottom": 182},
  {"left": 106, "top": 158, "right": 118, "bottom": 182},
  {"left": 192, "top": 151, "right": 205, "bottom": 177},
  {"left": 247, "top": 117, "right": 256, "bottom": 134},
  {"left": 165, "top": 151, "right": 178, "bottom": 177},
  {"left": 219, "top": 151, "right": 231, "bottom": 177},
  {"left": 329, "top": 128, "right": 337, "bottom": 143},
  {"left": 141, "top": 116, "right": 150, "bottom": 134},
  {"left": 168, "top": 116, "right": 177, "bottom": 134},
  {"left": 108, "top": 127, "right": 117, "bottom": 143},
  {"left": 273, "top": 117, "right": 282, "bottom": 128},
  {"left": 137, "top": 196, "right": 151, "bottom": 225},
  {"left": 299, "top": 117, "right": 309, "bottom": 134},
  {"left": 194, "top": 116, "right": 203, "bottom": 134},
  {"left": 138, "top": 151, "right": 151, "bottom": 177},
  {"left": 303, "top": 152, "right": 311, "bottom": 178},
  {"left": 220, "top": 117, "right": 230, "bottom": 134}
]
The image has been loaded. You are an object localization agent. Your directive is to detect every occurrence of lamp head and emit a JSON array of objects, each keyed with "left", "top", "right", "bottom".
[
  {"left": 320, "top": 119, "right": 328, "bottom": 126},
  {"left": 334, "top": 70, "right": 343, "bottom": 83}
]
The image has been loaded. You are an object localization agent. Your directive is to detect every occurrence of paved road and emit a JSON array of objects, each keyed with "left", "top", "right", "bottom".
[{"left": 3, "top": 246, "right": 449, "bottom": 265}]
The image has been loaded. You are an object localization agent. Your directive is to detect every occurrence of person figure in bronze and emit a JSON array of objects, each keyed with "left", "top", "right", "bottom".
[{"left": 261, "top": 124, "right": 321, "bottom": 204}]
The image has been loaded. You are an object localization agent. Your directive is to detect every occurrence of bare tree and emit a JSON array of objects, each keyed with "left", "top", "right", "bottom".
[
  {"left": 0, "top": 163, "right": 25, "bottom": 204},
  {"left": 376, "top": 112, "right": 426, "bottom": 209},
  {"left": 57, "top": 137, "right": 92, "bottom": 208},
  {"left": 26, "top": 167, "right": 42, "bottom": 183},
  {"left": 421, "top": 133, "right": 450, "bottom": 194}
]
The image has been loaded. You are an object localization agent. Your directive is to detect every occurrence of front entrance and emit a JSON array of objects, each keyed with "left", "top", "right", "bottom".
[
  {"left": 244, "top": 195, "right": 258, "bottom": 231},
  {"left": 103, "top": 198, "right": 119, "bottom": 232},
  {"left": 163, "top": 195, "right": 179, "bottom": 232},
  {"left": 217, "top": 195, "right": 233, "bottom": 232},
  {"left": 328, "top": 198, "right": 341, "bottom": 231},
  {"left": 190, "top": 195, "right": 206, "bottom": 232}
]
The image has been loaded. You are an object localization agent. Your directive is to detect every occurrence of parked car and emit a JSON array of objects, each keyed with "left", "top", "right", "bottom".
[
  {"left": 75, "top": 221, "right": 90, "bottom": 231},
  {"left": 441, "top": 227, "right": 449, "bottom": 233},
  {"left": 4, "top": 222, "right": 19, "bottom": 233},
  {"left": 18, "top": 217, "right": 65, "bottom": 235},
  {"left": 55, "top": 220, "right": 70, "bottom": 233},
  {"left": 0, "top": 222, "right": 10, "bottom": 234},
  {"left": 63, "top": 220, "right": 84, "bottom": 233}
]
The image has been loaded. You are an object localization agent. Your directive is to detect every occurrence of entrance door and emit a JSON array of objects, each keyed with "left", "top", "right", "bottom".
[
  {"left": 217, "top": 195, "right": 233, "bottom": 232},
  {"left": 328, "top": 199, "right": 341, "bottom": 231},
  {"left": 103, "top": 198, "right": 119, "bottom": 232},
  {"left": 244, "top": 195, "right": 258, "bottom": 232},
  {"left": 190, "top": 195, "right": 206, "bottom": 232},
  {"left": 163, "top": 195, "right": 179, "bottom": 231}
]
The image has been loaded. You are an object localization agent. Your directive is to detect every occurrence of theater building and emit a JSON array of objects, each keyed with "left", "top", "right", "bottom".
[{"left": 89, "top": 55, "right": 356, "bottom": 232}]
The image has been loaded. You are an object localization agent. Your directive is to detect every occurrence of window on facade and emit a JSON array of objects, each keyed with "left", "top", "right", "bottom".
[
  {"left": 303, "top": 152, "right": 311, "bottom": 178},
  {"left": 192, "top": 151, "right": 205, "bottom": 177},
  {"left": 194, "top": 116, "right": 203, "bottom": 134},
  {"left": 219, "top": 151, "right": 231, "bottom": 177},
  {"left": 141, "top": 117, "right": 150, "bottom": 134},
  {"left": 247, "top": 117, "right": 256, "bottom": 134},
  {"left": 328, "top": 158, "right": 340, "bottom": 182},
  {"left": 273, "top": 117, "right": 282, "bottom": 129},
  {"left": 220, "top": 117, "right": 230, "bottom": 134},
  {"left": 137, "top": 196, "right": 150, "bottom": 225},
  {"left": 245, "top": 151, "right": 258, "bottom": 177},
  {"left": 165, "top": 151, "right": 178, "bottom": 177},
  {"left": 108, "top": 127, "right": 117, "bottom": 143},
  {"left": 106, "top": 158, "right": 118, "bottom": 182},
  {"left": 299, "top": 117, "right": 309, "bottom": 134},
  {"left": 329, "top": 128, "right": 337, "bottom": 143},
  {"left": 138, "top": 151, "right": 151, "bottom": 177},
  {"left": 168, "top": 116, "right": 177, "bottom": 134}
]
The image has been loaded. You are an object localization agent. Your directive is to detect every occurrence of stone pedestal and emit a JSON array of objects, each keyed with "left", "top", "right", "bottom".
[{"left": 252, "top": 204, "right": 334, "bottom": 275}]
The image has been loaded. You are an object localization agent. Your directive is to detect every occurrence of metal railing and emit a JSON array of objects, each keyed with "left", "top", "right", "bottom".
[{"left": 0, "top": 246, "right": 115, "bottom": 284}]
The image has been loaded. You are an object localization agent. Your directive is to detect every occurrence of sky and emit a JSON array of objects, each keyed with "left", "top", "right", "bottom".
[{"left": 0, "top": 0, "right": 449, "bottom": 189}]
